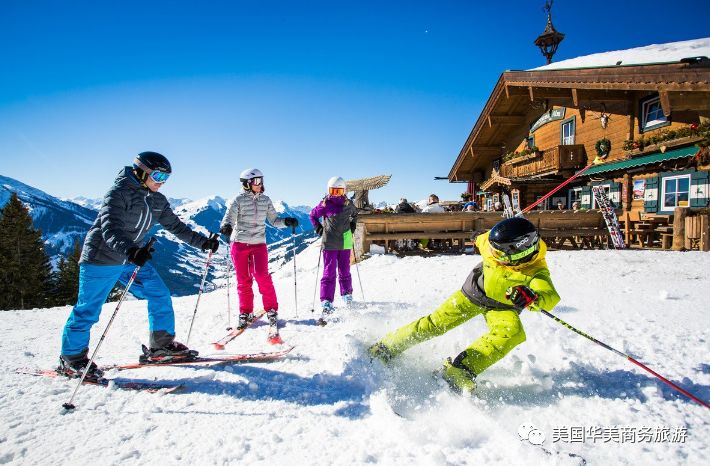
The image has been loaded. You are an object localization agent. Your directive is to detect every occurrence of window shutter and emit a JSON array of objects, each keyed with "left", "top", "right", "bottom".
[
  {"left": 644, "top": 177, "right": 659, "bottom": 213},
  {"left": 690, "top": 170, "right": 709, "bottom": 208},
  {"left": 581, "top": 186, "right": 592, "bottom": 209},
  {"left": 610, "top": 182, "right": 621, "bottom": 208}
]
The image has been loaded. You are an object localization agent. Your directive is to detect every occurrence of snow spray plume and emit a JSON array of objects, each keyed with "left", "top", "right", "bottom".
[
  {"left": 186, "top": 233, "right": 219, "bottom": 346},
  {"left": 62, "top": 237, "right": 157, "bottom": 411},
  {"left": 532, "top": 304, "right": 710, "bottom": 410}
]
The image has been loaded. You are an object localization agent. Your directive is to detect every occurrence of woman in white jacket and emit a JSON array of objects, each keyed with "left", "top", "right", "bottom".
[{"left": 219, "top": 168, "right": 298, "bottom": 333}]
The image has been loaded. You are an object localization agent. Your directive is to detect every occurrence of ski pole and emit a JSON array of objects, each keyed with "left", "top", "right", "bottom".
[
  {"left": 352, "top": 244, "right": 365, "bottom": 302},
  {"left": 226, "top": 253, "right": 233, "bottom": 331},
  {"left": 519, "top": 161, "right": 597, "bottom": 215},
  {"left": 186, "top": 233, "right": 219, "bottom": 345},
  {"left": 532, "top": 304, "right": 710, "bottom": 410},
  {"left": 311, "top": 241, "right": 323, "bottom": 313},
  {"left": 291, "top": 226, "right": 298, "bottom": 317},
  {"left": 62, "top": 237, "right": 156, "bottom": 411}
]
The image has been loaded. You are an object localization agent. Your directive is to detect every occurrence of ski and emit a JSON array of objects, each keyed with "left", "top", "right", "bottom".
[
  {"left": 108, "top": 346, "right": 295, "bottom": 371},
  {"left": 17, "top": 369, "right": 184, "bottom": 393},
  {"left": 502, "top": 193, "right": 515, "bottom": 219},
  {"left": 211, "top": 309, "right": 267, "bottom": 350},
  {"left": 591, "top": 186, "right": 626, "bottom": 249}
]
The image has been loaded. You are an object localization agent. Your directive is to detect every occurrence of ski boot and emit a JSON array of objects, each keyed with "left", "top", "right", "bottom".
[
  {"left": 440, "top": 357, "right": 477, "bottom": 396},
  {"left": 317, "top": 300, "right": 335, "bottom": 326},
  {"left": 57, "top": 355, "right": 104, "bottom": 383},
  {"left": 368, "top": 342, "right": 394, "bottom": 364},
  {"left": 342, "top": 294, "right": 353, "bottom": 307},
  {"left": 140, "top": 341, "right": 199, "bottom": 364},
  {"left": 237, "top": 312, "right": 255, "bottom": 330},
  {"left": 266, "top": 310, "right": 284, "bottom": 344}
]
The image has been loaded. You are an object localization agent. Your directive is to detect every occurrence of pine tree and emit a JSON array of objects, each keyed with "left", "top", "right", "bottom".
[
  {"left": 0, "top": 193, "right": 53, "bottom": 310},
  {"left": 53, "top": 239, "right": 81, "bottom": 305}
]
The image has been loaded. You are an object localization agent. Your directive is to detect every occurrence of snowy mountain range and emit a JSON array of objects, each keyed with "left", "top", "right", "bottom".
[{"left": 0, "top": 174, "right": 315, "bottom": 296}]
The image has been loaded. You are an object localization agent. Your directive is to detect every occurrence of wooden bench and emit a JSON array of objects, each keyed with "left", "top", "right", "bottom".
[{"left": 355, "top": 210, "right": 609, "bottom": 256}]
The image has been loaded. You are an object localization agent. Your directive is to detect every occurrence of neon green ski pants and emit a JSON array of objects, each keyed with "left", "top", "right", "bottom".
[{"left": 378, "top": 290, "right": 526, "bottom": 375}]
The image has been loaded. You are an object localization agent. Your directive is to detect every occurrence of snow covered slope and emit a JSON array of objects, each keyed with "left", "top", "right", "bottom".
[{"left": 1, "top": 247, "right": 708, "bottom": 465}]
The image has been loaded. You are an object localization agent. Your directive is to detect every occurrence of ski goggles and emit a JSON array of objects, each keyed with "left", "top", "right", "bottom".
[
  {"left": 149, "top": 170, "right": 170, "bottom": 184},
  {"left": 328, "top": 187, "right": 345, "bottom": 197},
  {"left": 489, "top": 243, "right": 538, "bottom": 265},
  {"left": 249, "top": 177, "right": 263, "bottom": 186}
]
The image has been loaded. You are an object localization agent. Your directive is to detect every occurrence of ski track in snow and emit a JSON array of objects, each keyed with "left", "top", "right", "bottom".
[{"left": 0, "top": 244, "right": 708, "bottom": 465}]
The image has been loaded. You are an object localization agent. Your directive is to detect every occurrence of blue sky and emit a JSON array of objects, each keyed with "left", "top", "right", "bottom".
[{"left": 1, "top": 0, "right": 708, "bottom": 207}]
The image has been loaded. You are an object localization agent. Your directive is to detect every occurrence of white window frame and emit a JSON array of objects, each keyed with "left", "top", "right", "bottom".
[
  {"left": 660, "top": 174, "right": 691, "bottom": 210},
  {"left": 568, "top": 187, "right": 583, "bottom": 207},
  {"left": 640, "top": 96, "right": 669, "bottom": 132},
  {"left": 561, "top": 119, "right": 575, "bottom": 145}
]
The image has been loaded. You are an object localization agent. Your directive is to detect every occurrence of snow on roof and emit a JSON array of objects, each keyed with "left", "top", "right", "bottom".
[{"left": 530, "top": 37, "right": 710, "bottom": 71}]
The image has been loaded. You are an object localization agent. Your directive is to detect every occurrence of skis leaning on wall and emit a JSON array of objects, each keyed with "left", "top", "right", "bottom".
[
  {"left": 591, "top": 185, "right": 626, "bottom": 249},
  {"left": 502, "top": 194, "right": 515, "bottom": 219}
]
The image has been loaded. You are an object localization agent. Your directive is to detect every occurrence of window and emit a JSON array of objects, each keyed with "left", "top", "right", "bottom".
[
  {"left": 560, "top": 117, "right": 575, "bottom": 145},
  {"left": 526, "top": 136, "right": 535, "bottom": 149},
  {"left": 568, "top": 187, "right": 582, "bottom": 206},
  {"left": 661, "top": 174, "right": 690, "bottom": 209},
  {"left": 640, "top": 95, "right": 669, "bottom": 132}
]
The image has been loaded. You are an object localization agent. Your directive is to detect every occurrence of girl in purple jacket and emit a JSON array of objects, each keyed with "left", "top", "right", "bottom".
[{"left": 310, "top": 176, "right": 358, "bottom": 322}]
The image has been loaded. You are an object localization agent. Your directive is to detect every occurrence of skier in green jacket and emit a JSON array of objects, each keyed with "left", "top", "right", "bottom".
[{"left": 369, "top": 217, "right": 560, "bottom": 394}]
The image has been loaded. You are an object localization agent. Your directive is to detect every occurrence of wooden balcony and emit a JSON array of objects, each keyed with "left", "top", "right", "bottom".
[{"left": 500, "top": 144, "right": 587, "bottom": 178}]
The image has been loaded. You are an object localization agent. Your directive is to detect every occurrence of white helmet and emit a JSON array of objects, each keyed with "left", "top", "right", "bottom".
[
  {"left": 327, "top": 176, "right": 346, "bottom": 189},
  {"left": 240, "top": 168, "right": 263, "bottom": 182},
  {"left": 240, "top": 168, "right": 264, "bottom": 190}
]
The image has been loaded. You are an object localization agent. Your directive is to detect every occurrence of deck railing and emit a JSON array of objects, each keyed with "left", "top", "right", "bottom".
[{"left": 500, "top": 144, "right": 587, "bottom": 178}]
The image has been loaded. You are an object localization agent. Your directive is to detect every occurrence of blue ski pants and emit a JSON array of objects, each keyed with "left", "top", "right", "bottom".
[{"left": 61, "top": 262, "right": 174, "bottom": 357}]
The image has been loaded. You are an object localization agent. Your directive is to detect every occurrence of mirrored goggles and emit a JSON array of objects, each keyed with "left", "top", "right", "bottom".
[
  {"left": 150, "top": 170, "right": 170, "bottom": 184},
  {"left": 249, "top": 177, "right": 263, "bottom": 186},
  {"left": 329, "top": 187, "right": 345, "bottom": 197},
  {"left": 489, "top": 243, "right": 537, "bottom": 265}
]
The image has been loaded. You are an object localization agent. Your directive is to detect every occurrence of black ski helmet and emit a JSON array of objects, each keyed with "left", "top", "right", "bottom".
[
  {"left": 133, "top": 151, "right": 172, "bottom": 184},
  {"left": 488, "top": 217, "right": 539, "bottom": 265}
]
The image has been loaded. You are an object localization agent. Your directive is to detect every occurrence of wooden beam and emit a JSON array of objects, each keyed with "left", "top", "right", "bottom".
[
  {"left": 504, "top": 84, "right": 510, "bottom": 99},
  {"left": 572, "top": 88, "right": 579, "bottom": 107},
  {"left": 487, "top": 115, "right": 492, "bottom": 128},
  {"left": 470, "top": 146, "right": 502, "bottom": 153},
  {"left": 668, "top": 92, "right": 710, "bottom": 111},
  {"left": 659, "top": 90, "right": 671, "bottom": 117},
  {"left": 529, "top": 86, "right": 534, "bottom": 101},
  {"left": 489, "top": 114, "right": 526, "bottom": 125}
]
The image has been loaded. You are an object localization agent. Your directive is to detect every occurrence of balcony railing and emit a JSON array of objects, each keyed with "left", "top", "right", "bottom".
[{"left": 500, "top": 144, "right": 587, "bottom": 178}]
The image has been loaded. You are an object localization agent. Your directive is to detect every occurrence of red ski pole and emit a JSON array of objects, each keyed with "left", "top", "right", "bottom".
[
  {"left": 519, "top": 161, "right": 598, "bottom": 215},
  {"left": 533, "top": 304, "right": 709, "bottom": 410}
]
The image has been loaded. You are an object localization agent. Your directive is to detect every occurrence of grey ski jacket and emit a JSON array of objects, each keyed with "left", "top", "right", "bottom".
[
  {"left": 220, "top": 191, "right": 287, "bottom": 244},
  {"left": 80, "top": 167, "right": 208, "bottom": 265}
]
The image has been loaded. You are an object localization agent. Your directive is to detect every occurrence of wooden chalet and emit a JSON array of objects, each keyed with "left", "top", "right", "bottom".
[{"left": 449, "top": 40, "right": 710, "bottom": 250}]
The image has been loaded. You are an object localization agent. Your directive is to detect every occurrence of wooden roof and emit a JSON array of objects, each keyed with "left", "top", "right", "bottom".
[{"left": 449, "top": 60, "right": 710, "bottom": 181}]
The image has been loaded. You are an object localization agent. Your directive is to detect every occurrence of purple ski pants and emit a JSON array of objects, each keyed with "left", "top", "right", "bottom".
[{"left": 320, "top": 249, "right": 353, "bottom": 302}]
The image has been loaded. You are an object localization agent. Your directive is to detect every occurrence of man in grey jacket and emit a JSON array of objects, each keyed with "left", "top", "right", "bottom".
[{"left": 59, "top": 152, "right": 219, "bottom": 382}]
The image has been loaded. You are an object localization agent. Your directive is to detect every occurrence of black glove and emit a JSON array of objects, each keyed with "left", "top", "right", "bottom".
[
  {"left": 284, "top": 217, "right": 299, "bottom": 227},
  {"left": 127, "top": 244, "right": 154, "bottom": 267},
  {"left": 315, "top": 222, "right": 323, "bottom": 236},
  {"left": 219, "top": 224, "right": 233, "bottom": 237},
  {"left": 350, "top": 221, "right": 357, "bottom": 233},
  {"left": 506, "top": 285, "right": 538, "bottom": 311},
  {"left": 202, "top": 234, "right": 219, "bottom": 253}
]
